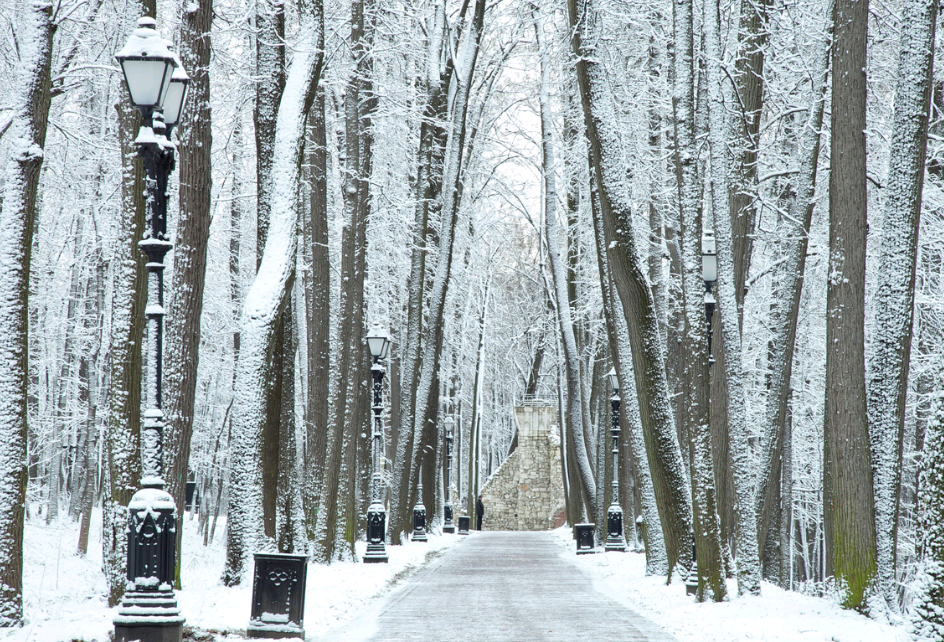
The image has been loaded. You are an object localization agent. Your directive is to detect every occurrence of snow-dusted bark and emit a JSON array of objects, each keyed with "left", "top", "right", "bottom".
[
  {"left": 303, "top": 88, "right": 330, "bottom": 539},
  {"left": 223, "top": 18, "right": 323, "bottom": 584},
  {"left": 704, "top": 0, "right": 760, "bottom": 596},
  {"left": 164, "top": 0, "right": 214, "bottom": 586},
  {"left": 672, "top": 0, "right": 725, "bottom": 600},
  {"left": 824, "top": 0, "right": 876, "bottom": 609},
  {"left": 533, "top": 0, "right": 596, "bottom": 523},
  {"left": 0, "top": 0, "right": 53, "bottom": 624},
  {"left": 569, "top": 0, "right": 693, "bottom": 578},
  {"left": 755, "top": 17, "right": 830, "bottom": 588},
  {"left": 867, "top": 0, "right": 937, "bottom": 612},
  {"left": 314, "top": 0, "right": 371, "bottom": 563},
  {"left": 593, "top": 204, "right": 668, "bottom": 574},
  {"left": 911, "top": 393, "right": 944, "bottom": 639},
  {"left": 395, "top": 0, "right": 486, "bottom": 543},
  {"left": 389, "top": 0, "right": 448, "bottom": 544}
]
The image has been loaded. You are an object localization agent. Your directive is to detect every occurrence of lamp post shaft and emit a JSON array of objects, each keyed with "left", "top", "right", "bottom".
[
  {"left": 605, "top": 393, "right": 626, "bottom": 551},
  {"left": 364, "top": 361, "right": 389, "bottom": 562},
  {"left": 443, "top": 426, "right": 455, "bottom": 533},
  {"left": 114, "top": 111, "right": 184, "bottom": 642}
]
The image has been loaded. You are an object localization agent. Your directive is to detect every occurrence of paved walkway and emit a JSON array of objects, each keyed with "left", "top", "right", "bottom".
[{"left": 315, "top": 531, "right": 677, "bottom": 642}]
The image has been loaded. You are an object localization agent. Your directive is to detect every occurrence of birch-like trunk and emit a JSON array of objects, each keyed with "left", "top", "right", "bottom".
[{"left": 867, "top": 0, "right": 937, "bottom": 612}]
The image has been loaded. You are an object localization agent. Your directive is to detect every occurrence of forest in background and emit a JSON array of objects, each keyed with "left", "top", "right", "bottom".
[{"left": 2, "top": 0, "right": 944, "bottom": 635}]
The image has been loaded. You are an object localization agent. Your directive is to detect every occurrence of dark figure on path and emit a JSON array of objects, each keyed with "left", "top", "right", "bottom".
[{"left": 476, "top": 496, "right": 484, "bottom": 530}]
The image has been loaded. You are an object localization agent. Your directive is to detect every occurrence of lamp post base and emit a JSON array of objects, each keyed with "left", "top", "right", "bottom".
[
  {"left": 364, "top": 505, "right": 389, "bottom": 563},
  {"left": 443, "top": 503, "right": 455, "bottom": 533},
  {"left": 363, "top": 543, "right": 389, "bottom": 563},
  {"left": 605, "top": 504, "right": 626, "bottom": 552},
  {"left": 114, "top": 587, "right": 185, "bottom": 642}
]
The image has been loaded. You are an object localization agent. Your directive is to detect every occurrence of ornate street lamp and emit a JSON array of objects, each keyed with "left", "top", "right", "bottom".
[
  {"left": 443, "top": 416, "right": 455, "bottom": 534},
  {"left": 702, "top": 230, "right": 717, "bottom": 365},
  {"left": 364, "top": 323, "right": 391, "bottom": 563},
  {"left": 605, "top": 368, "right": 626, "bottom": 552},
  {"left": 113, "top": 16, "right": 188, "bottom": 642}
]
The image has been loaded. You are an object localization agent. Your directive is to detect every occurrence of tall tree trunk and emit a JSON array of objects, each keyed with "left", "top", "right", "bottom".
[
  {"left": 164, "top": 0, "right": 214, "bottom": 587},
  {"left": 314, "top": 0, "right": 373, "bottom": 563},
  {"left": 304, "top": 86, "right": 330, "bottom": 539},
  {"left": 104, "top": 4, "right": 153, "bottom": 605},
  {"left": 672, "top": 0, "right": 725, "bottom": 598},
  {"left": 223, "top": 1, "right": 323, "bottom": 582},
  {"left": 0, "top": 0, "right": 54, "bottom": 622},
  {"left": 867, "top": 0, "right": 937, "bottom": 612},
  {"left": 704, "top": 0, "right": 761, "bottom": 596},
  {"left": 389, "top": 0, "right": 448, "bottom": 544},
  {"left": 394, "top": 0, "right": 486, "bottom": 543},
  {"left": 755, "top": 14, "right": 830, "bottom": 590},
  {"left": 569, "top": 0, "right": 693, "bottom": 579},
  {"left": 533, "top": 0, "right": 596, "bottom": 523},
  {"left": 824, "top": 0, "right": 877, "bottom": 609}
]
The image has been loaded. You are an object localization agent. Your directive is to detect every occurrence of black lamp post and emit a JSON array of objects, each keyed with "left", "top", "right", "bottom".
[
  {"left": 113, "top": 16, "right": 189, "bottom": 642},
  {"left": 605, "top": 368, "right": 626, "bottom": 552},
  {"left": 442, "top": 417, "right": 455, "bottom": 533},
  {"left": 412, "top": 465, "right": 428, "bottom": 542},
  {"left": 364, "top": 323, "right": 391, "bottom": 563},
  {"left": 702, "top": 230, "right": 717, "bottom": 364}
]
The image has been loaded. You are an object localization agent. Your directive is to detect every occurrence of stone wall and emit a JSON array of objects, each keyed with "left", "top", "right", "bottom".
[{"left": 480, "top": 406, "right": 566, "bottom": 531}]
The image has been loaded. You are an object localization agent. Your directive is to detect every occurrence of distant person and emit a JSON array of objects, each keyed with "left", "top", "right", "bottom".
[{"left": 476, "top": 495, "right": 484, "bottom": 530}]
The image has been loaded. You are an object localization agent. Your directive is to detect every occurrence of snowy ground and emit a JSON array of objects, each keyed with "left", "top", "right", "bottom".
[
  {"left": 9, "top": 512, "right": 913, "bottom": 641},
  {"left": 549, "top": 528, "right": 911, "bottom": 642},
  {"left": 13, "top": 509, "right": 459, "bottom": 642}
]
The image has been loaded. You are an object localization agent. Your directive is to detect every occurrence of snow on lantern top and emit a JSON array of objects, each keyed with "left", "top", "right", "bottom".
[
  {"left": 115, "top": 17, "right": 177, "bottom": 112},
  {"left": 366, "top": 323, "right": 391, "bottom": 360},
  {"left": 702, "top": 230, "right": 717, "bottom": 283}
]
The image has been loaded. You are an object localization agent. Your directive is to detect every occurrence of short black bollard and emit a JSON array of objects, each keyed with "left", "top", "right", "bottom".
[
  {"left": 248, "top": 553, "right": 308, "bottom": 639},
  {"left": 575, "top": 523, "right": 595, "bottom": 554},
  {"left": 457, "top": 515, "right": 470, "bottom": 535}
]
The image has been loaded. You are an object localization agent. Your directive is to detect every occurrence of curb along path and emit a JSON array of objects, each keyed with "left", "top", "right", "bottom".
[{"left": 316, "top": 531, "right": 678, "bottom": 641}]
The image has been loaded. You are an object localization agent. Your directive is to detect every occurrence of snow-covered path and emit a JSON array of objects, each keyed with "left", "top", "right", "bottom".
[{"left": 315, "top": 531, "right": 677, "bottom": 641}]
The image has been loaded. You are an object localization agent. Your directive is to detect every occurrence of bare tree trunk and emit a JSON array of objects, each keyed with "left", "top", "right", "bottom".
[
  {"left": 223, "top": 0, "right": 323, "bottom": 582},
  {"left": 0, "top": 1, "right": 54, "bottom": 620},
  {"left": 304, "top": 86, "right": 330, "bottom": 540},
  {"left": 755, "top": 14, "right": 830, "bottom": 589},
  {"left": 533, "top": 0, "right": 596, "bottom": 522},
  {"left": 569, "top": 0, "right": 693, "bottom": 579},
  {"left": 867, "top": 0, "right": 937, "bottom": 612},
  {"left": 824, "top": 0, "right": 877, "bottom": 609},
  {"left": 705, "top": 0, "right": 761, "bottom": 596},
  {"left": 164, "top": 0, "right": 214, "bottom": 586}
]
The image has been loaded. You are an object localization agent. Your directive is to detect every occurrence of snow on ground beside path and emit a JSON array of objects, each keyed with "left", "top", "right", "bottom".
[
  {"left": 11, "top": 509, "right": 459, "bottom": 642},
  {"left": 551, "top": 527, "right": 910, "bottom": 642}
]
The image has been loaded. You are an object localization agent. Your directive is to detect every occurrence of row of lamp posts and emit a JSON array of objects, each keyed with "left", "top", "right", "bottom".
[{"left": 109, "top": 18, "right": 718, "bottom": 642}]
